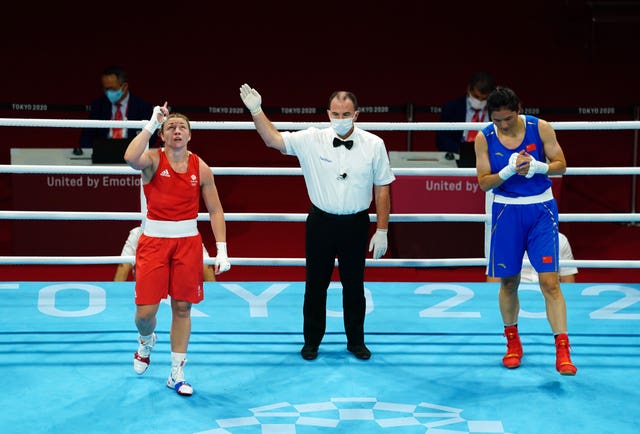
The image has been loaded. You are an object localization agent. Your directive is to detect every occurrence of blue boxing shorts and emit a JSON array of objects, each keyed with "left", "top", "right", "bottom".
[{"left": 487, "top": 199, "right": 560, "bottom": 278}]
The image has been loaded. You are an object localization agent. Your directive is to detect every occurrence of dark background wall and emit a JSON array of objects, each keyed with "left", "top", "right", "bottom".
[{"left": 1, "top": 1, "right": 639, "bottom": 281}]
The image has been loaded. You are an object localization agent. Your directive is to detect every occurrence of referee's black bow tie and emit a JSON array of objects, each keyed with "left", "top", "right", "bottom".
[{"left": 333, "top": 137, "right": 353, "bottom": 150}]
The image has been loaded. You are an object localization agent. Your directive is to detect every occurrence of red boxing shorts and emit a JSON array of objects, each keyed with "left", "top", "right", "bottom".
[{"left": 134, "top": 233, "right": 204, "bottom": 305}]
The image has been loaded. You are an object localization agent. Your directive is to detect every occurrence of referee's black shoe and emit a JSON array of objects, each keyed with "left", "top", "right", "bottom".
[
  {"left": 300, "top": 344, "right": 318, "bottom": 360},
  {"left": 347, "top": 343, "right": 371, "bottom": 360}
]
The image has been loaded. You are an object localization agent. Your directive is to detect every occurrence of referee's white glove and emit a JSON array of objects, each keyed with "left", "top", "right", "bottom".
[
  {"left": 498, "top": 152, "right": 520, "bottom": 181},
  {"left": 144, "top": 104, "right": 167, "bottom": 134},
  {"left": 239, "top": 83, "right": 263, "bottom": 115},
  {"left": 368, "top": 229, "right": 388, "bottom": 259},
  {"left": 215, "top": 242, "right": 231, "bottom": 274},
  {"left": 525, "top": 155, "right": 549, "bottom": 178}
]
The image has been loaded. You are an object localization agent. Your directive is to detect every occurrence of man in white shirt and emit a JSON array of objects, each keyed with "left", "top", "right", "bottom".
[{"left": 240, "top": 84, "right": 396, "bottom": 361}]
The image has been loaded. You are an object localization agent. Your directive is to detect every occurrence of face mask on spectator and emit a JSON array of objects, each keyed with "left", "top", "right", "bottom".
[
  {"left": 106, "top": 88, "right": 123, "bottom": 104},
  {"left": 469, "top": 95, "right": 487, "bottom": 111}
]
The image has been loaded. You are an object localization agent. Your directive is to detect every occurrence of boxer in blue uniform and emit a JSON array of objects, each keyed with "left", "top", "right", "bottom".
[{"left": 474, "top": 87, "right": 577, "bottom": 376}]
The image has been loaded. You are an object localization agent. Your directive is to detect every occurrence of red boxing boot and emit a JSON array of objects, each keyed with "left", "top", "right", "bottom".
[
  {"left": 555, "top": 333, "right": 577, "bottom": 376},
  {"left": 502, "top": 325, "right": 523, "bottom": 369}
]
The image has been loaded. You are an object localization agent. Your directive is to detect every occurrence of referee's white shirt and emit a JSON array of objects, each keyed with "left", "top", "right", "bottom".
[{"left": 282, "top": 126, "right": 396, "bottom": 215}]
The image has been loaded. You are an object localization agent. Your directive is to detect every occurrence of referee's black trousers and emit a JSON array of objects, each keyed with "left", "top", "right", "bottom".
[{"left": 303, "top": 205, "right": 370, "bottom": 347}]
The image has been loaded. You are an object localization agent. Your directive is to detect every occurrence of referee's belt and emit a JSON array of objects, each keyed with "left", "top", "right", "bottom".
[{"left": 310, "top": 204, "right": 368, "bottom": 219}]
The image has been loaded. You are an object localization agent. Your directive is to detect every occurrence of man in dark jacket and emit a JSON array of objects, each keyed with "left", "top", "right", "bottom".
[
  {"left": 75, "top": 66, "right": 154, "bottom": 156},
  {"left": 436, "top": 71, "right": 496, "bottom": 159}
]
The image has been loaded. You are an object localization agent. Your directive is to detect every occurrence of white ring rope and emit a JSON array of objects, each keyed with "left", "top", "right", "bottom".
[
  {"left": 0, "top": 255, "right": 635, "bottom": 269},
  {"left": 3, "top": 165, "right": 640, "bottom": 176},
  {"left": 0, "top": 211, "right": 638, "bottom": 223},
  {"left": 1, "top": 118, "right": 640, "bottom": 131},
  {"left": 1, "top": 119, "right": 638, "bottom": 269}
]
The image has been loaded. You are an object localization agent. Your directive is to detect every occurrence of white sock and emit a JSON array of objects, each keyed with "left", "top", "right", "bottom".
[
  {"left": 171, "top": 352, "right": 187, "bottom": 371},
  {"left": 137, "top": 333, "right": 155, "bottom": 357},
  {"left": 139, "top": 333, "right": 154, "bottom": 344}
]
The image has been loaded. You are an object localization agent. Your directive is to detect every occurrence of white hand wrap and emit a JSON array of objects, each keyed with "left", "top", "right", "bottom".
[
  {"left": 239, "top": 83, "right": 263, "bottom": 115},
  {"left": 144, "top": 106, "right": 165, "bottom": 134},
  {"left": 215, "top": 242, "right": 231, "bottom": 273},
  {"left": 525, "top": 157, "right": 549, "bottom": 178},
  {"left": 368, "top": 229, "right": 388, "bottom": 259},
  {"left": 498, "top": 153, "right": 519, "bottom": 181}
]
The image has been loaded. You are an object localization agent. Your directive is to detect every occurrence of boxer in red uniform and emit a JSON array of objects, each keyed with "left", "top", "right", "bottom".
[{"left": 124, "top": 102, "right": 231, "bottom": 396}]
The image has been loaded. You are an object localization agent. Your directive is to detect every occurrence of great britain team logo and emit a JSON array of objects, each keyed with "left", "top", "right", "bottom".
[
  {"left": 197, "top": 397, "right": 510, "bottom": 433},
  {"left": 191, "top": 174, "right": 198, "bottom": 186}
]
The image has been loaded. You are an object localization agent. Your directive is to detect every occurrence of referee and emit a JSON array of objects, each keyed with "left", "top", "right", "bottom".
[{"left": 240, "top": 84, "right": 395, "bottom": 361}]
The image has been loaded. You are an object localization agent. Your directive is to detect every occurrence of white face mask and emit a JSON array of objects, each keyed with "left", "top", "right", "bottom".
[
  {"left": 469, "top": 95, "right": 487, "bottom": 111},
  {"left": 330, "top": 118, "right": 354, "bottom": 136}
]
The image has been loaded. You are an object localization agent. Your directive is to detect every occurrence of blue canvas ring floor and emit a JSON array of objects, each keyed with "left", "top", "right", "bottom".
[{"left": 0, "top": 281, "right": 638, "bottom": 434}]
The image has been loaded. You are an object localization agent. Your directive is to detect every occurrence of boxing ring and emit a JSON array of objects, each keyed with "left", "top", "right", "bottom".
[{"left": 0, "top": 118, "right": 639, "bottom": 434}]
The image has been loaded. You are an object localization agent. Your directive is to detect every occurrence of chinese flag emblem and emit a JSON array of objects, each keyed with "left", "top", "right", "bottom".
[
  {"left": 526, "top": 144, "right": 537, "bottom": 152},
  {"left": 542, "top": 256, "right": 553, "bottom": 263}
]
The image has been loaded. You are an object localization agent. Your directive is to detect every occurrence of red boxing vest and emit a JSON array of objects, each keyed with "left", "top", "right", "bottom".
[{"left": 144, "top": 149, "right": 200, "bottom": 221}]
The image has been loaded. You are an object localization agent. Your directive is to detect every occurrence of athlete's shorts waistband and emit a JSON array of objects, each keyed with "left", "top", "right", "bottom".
[
  {"left": 143, "top": 218, "right": 198, "bottom": 238},
  {"left": 494, "top": 187, "right": 553, "bottom": 205}
]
